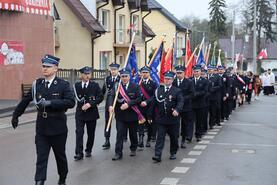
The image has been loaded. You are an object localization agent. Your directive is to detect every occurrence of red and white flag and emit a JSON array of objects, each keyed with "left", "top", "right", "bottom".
[{"left": 257, "top": 49, "right": 268, "bottom": 60}]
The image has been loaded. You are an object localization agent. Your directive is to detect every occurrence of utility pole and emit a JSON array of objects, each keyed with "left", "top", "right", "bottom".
[
  {"left": 231, "top": 10, "right": 235, "bottom": 65},
  {"left": 253, "top": 0, "right": 257, "bottom": 74}
]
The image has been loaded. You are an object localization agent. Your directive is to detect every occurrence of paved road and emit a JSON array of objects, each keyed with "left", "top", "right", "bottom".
[{"left": 0, "top": 96, "right": 276, "bottom": 185}]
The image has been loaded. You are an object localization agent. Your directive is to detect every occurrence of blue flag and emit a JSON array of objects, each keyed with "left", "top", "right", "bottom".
[
  {"left": 126, "top": 45, "right": 140, "bottom": 83},
  {"left": 197, "top": 50, "right": 206, "bottom": 68},
  {"left": 149, "top": 43, "right": 164, "bottom": 86}
]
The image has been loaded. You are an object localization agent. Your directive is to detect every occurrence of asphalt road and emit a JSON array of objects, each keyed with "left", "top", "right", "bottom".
[{"left": 0, "top": 95, "right": 276, "bottom": 185}]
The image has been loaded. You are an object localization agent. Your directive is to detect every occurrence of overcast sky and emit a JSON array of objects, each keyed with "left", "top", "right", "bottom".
[{"left": 156, "top": 0, "right": 244, "bottom": 22}]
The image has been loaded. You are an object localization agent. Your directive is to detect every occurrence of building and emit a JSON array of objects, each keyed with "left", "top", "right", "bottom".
[
  {"left": 0, "top": 0, "right": 54, "bottom": 100},
  {"left": 54, "top": 0, "right": 106, "bottom": 70},
  {"left": 219, "top": 38, "right": 277, "bottom": 72},
  {"left": 145, "top": 0, "right": 188, "bottom": 64}
]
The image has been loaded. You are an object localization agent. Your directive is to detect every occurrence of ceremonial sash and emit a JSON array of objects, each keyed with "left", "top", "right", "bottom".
[
  {"left": 140, "top": 84, "right": 150, "bottom": 100},
  {"left": 236, "top": 75, "right": 245, "bottom": 85},
  {"left": 119, "top": 85, "right": 146, "bottom": 124}
]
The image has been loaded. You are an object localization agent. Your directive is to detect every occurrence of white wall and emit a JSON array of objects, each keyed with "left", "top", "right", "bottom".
[
  {"left": 261, "top": 59, "right": 277, "bottom": 70},
  {"left": 80, "top": 0, "right": 96, "bottom": 17}
]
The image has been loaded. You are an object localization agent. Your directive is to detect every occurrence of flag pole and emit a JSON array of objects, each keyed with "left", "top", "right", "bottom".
[
  {"left": 205, "top": 44, "right": 211, "bottom": 63},
  {"left": 106, "top": 32, "right": 136, "bottom": 132},
  {"left": 148, "top": 34, "right": 166, "bottom": 67},
  {"left": 185, "top": 45, "right": 199, "bottom": 68},
  {"left": 185, "top": 31, "right": 189, "bottom": 64},
  {"left": 196, "top": 38, "right": 205, "bottom": 62}
]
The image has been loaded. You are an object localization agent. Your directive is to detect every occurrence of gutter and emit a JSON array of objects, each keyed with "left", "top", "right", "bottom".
[{"left": 96, "top": 0, "right": 109, "bottom": 20}]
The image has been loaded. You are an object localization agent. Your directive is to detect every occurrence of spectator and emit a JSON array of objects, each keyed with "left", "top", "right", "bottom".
[
  {"left": 254, "top": 75, "right": 262, "bottom": 100},
  {"left": 267, "top": 69, "right": 275, "bottom": 95},
  {"left": 262, "top": 71, "right": 271, "bottom": 95}
]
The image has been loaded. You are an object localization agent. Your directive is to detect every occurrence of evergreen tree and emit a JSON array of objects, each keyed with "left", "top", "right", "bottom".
[{"left": 208, "top": 0, "right": 227, "bottom": 40}]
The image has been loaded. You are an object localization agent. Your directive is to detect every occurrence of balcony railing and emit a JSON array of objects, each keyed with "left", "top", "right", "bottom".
[{"left": 115, "top": 29, "right": 144, "bottom": 46}]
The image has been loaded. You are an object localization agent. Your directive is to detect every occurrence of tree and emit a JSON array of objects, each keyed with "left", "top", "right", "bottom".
[
  {"left": 244, "top": 0, "right": 277, "bottom": 73},
  {"left": 208, "top": 0, "right": 227, "bottom": 40}
]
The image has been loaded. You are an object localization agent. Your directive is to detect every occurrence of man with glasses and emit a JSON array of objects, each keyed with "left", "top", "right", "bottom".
[
  {"left": 11, "top": 54, "right": 75, "bottom": 185},
  {"left": 108, "top": 68, "right": 143, "bottom": 161}
]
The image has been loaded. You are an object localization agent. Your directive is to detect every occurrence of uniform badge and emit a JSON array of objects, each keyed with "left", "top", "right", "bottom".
[
  {"left": 169, "top": 95, "right": 172, "bottom": 101},
  {"left": 223, "top": 78, "right": 226, "bottom": 82},
  {"left": 54, "top": 80, "right": 57, "bottom": 85}
]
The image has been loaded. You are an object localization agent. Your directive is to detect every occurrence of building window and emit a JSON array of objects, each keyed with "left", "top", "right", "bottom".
[
  {"left": 100, "top": 9, "right": 110, "bottom": 31},
  {"left": 117, "top": 15, "right": 125, "bottom": 43},
  {"left": 100, "top": 51, "right": 111, "bottom": 69},
  {"left": 132, "top": 14, "right": 139, "bottom": 31}
]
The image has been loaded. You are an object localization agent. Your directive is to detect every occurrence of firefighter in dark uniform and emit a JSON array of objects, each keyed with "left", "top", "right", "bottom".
[
  {"left": 201, "top": 68, "right": 210, "bottom": 134},
  {"left": 73, "top": 66, "right": 104, "bottom": 160},
  {"left": 138, "top": 66, "right": 158, "bottom": 148},
  {"left": 218, "top": 65, "right": 231, "bottom": 121},
  {"left": 173, "top": 65, "right": 194, "bottom": 148},
  {"left": 152, "top": 71, "right": 184, "bottom": 163},
  {"left": 207, "top": 65, "right": 222, "bottom": 129},
  {"left": 108, "top": 68, "right": 143, "bottom": 161},
  {"left": 191, "top": 65, "right": 209, "bottom": 142},
  {"left": 102, "top": 63, "right": 120, "bottom": 149},
  {"left": 11, "top": 54, "right": 75, "bottom": 185}
]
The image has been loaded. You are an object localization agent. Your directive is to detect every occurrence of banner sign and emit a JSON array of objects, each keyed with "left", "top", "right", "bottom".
[
  {"left": 0, "top": 41, "right": 24, "bottom": 65},
  {"left": 0, "top": 0, "right": 51, "bottom": 15}
]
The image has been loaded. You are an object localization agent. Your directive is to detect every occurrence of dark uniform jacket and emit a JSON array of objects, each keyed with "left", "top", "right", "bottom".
[
  {"left": 172, "top": 78, "right": 194, "bottom": 112},
  {"left": 208, "top": 74, "right": 222, "bottom": 102},
  {"left": 108, "top": 82, "right": 142, "bottom": 122},
  {"left": 140, "top": 79, "right": 157, "bottom": 119},
  {"left": 152, "top": 86, "right": 184, "bottom": 125},
  {"left": 191, "top": 77, "right": 209, "bottom": 109},
  {"left": 102, "top": 75, "right": 120, "bottom": 108},
  {"left": 219, "top": 73, "right": 231, "bottom": 98},
  {"left": 74, "top": 80, "right": 104, "bottom": 121},
  {"left": 229, "top": 74, "right": 237, "bottom": 98},
  {"left": 13, "top": 77, "right": 75, "bottom": 136}
]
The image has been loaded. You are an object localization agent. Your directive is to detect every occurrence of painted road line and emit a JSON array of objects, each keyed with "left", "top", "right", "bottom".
[
  {"left": 199, "top": 140, "right": 210, "bottom": 144},
  {"left": 180, "top": 158, "right": 197, "bottom": 164},
  {"left": 193, "top": 145, "right": 207, "bottom": 150},
  {"left": 202, "top": 135, "right": 215, "bottom": 139},
  {"left": 160, "top": 177, "right": 180, "bottom": 185},
  {"left": 188, "top": 151, "right": 202, "bottom": 156},
  {"left": 171, "top": 167, "right": 190, "bottom": 174}
]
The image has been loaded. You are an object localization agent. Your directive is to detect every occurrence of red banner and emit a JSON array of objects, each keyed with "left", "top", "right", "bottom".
[
  {"left": 0, "top": 41, "right": 24, "bottom": 65},
  {"left": 0, "top": 0, "right": 50, "bottom": 15}
]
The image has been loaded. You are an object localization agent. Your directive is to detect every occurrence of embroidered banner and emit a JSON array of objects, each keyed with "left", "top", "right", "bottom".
[{"left": 0, "top": 41, "right": 24, "bottom": 65}]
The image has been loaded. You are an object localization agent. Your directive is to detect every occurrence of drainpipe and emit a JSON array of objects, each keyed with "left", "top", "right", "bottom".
[
  {"left": 130, "top": 8, "right": 140, "bottom": 42},
  {"left": 91, "top": 33, "right": 102, "bottom": 72},
  {"left": 114, "top": 3, "right": 125, "bottom": 62},
  {"left": 145, "top": 37, "right": 154, "bottom": 65},
  {"left": 142, "top": 9, "right": 152, "bottom": 65},
  {"left": 97, "top": 0, "right": 109, "bottom": 20}
]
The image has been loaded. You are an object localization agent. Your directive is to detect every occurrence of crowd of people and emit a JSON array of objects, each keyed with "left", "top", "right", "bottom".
[{"left": 10, "top": 54, "right": 276, "bottom": 185}]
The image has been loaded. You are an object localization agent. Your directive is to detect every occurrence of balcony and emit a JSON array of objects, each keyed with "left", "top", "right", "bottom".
[{"left": 114, "top": 29, "right": 144, "bottom": 47}]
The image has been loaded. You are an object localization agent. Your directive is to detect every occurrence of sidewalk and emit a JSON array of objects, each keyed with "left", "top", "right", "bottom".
[{"left": 0, "top": 101, "right": 105, "bottom": 129}]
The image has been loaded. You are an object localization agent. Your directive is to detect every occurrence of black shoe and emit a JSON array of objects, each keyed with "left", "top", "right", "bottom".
[
  {"left": 74, "top": 154, "right": 83, "bottom": 161},
  {"left": 35, "top": 181, "right": 45, "bottom": 185},
  {"left": 216, "top": 123, "right": 221, "bottom": 126},
  {"left": 196, "top": 138, "right": 201, "bottom": 142},
  {"left": 102, "top": 139, "right": 110, "bottom": 149},
  {"left": 169, "top": 154, "right": 176, "bottom": 160},
  {"left": 152, "top": 156, "right": 161, "bottom": 163},
  {"left": 130, "top": 150, "right": 136, "bottom": 156},
  {"left": 58, "top": 178, "right": 66, "bottom": 185},
  {"left": 186, "top": 138, "right": 192, "bottom": 143},
  {"left": 85, "top": 152, "right": 91, "bottom": 158},
  {"left": 181, "top": 141, "right": 186, "bottom": 149},
  {"left": 112, "top": 154, "right": 122, "bottom": 161},
  {"left": 145, "top": 141, "right": 151, "bottom": 147}
]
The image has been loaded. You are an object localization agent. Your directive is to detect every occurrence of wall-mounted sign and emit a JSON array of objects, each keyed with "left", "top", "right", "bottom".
[
  {"left": 0, "top": 41, "right": 24, "bottom": 65},
  {"left": 0, "top": 0, "right": 51, "bottom": 15}
]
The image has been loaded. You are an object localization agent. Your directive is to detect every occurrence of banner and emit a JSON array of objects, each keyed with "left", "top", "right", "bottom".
[
  {"left": 0, "top": 0, "right": 50, "bottom": 15},
  {"left": 0, "top": 41, "right": 24, "bottom": 65}
]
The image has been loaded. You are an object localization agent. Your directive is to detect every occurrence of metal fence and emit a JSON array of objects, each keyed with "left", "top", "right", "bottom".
[{"left": 57, "top": 69, "right": 109, "bottom": 85}]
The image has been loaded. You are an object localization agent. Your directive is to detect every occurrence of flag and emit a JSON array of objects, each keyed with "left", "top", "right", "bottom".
[
  {"left": 185, "top": 34, "right": 192, "bottom": 64},
  {"left": 149, "top": 42, "right": 164, "bottom": 86},
  {"left": 126, "top": 45, "right": 139, "bottom": 83},
  {"left": 197, "top": 50, "right": 206, "bottom": 68},
  {"left": 217, "top": 49, "right": 222, "bottom": 67},
  {"left": 257, "top": 48, "right": 268, "bottom": 60},
  {"left": 209, "top": 42, "right": 217, "bottom": 66},
  {"left": 160, "top": 47, "right": 173, "bottom": 83},
  {"left": 185, "top": 55, "right": 195, "bottom": 78}
]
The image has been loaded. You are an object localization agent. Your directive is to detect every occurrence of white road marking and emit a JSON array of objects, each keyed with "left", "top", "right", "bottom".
[
  {"left": 207, "top": 131, "right": 218, "bottom": 135},
  {"left": 160, "top": 177, "right": 180, "bottom": 185},
  {"left": 209, "top": 142, "right": 277, "bottom": 148},
  {"left": 171, "top": 167, "right": 190, "bottom": 174},
  {"left": 202, "top": 135, "right": 215, "bottom": 139},
  {"left": 214, "top": 125, "right": 223, "bottom": 128},
  {"left": 210, "top": 128, "right": 220, "bottom": 132},
  {"left": 199, "top": 140, "right": 210, "bottom": 144},
  {"left": 181, "top": 158, "right": 197, "bottom": 164},
  {"left": 188, "top": 151, "right": 202, "bottom": 156},
  {"left": 231, "top": 149, "right": 256, "bottom": 154},
  {"left": 193, "top": 145, "right": 207, "bottom": 150}
]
